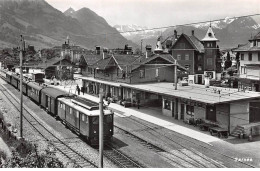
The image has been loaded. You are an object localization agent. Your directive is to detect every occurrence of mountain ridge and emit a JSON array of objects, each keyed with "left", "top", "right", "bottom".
[
  {"left": 114, "top": 16, "right": 260, "bottom": 49},
  {"left": 0, "top": 1, "right": 137, "bottom": 50}
]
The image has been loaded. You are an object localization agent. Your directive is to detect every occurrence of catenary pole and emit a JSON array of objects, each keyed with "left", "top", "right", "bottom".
[
  {"left": 174, "top": 59, "right": 177, "bottom": 90},
  {"left": 99, "top": 93, "right": 104, "bottom": 168},
  {"left": 19, "top": 35, "right": 24, "bottom": 138}
]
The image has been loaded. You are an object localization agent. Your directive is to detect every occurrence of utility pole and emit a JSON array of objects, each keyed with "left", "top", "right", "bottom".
[
  {"left": 20, "top": 35, "right": 25, "bottom": 139},
  {"left": 174, "top": 59, "right": 177, "bottom": 90},
  {"left": 141, "top": 39, "right": 143, "bottom": 55},
  {"left": 99, "top": 93, "right": 104, "bottom": 168}
]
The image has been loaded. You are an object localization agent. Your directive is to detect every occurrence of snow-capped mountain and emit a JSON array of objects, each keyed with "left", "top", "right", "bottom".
[
  {"left": 116, "top": 16, "right": 260, "bottom": 49},
  {"left": 114, "top": 24, "right": 161, "bottom": 45}
]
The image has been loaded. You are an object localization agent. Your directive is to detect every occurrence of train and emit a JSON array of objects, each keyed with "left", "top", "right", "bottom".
[{"left": 4, "top": 70, "right": 114, "bottom": 145}]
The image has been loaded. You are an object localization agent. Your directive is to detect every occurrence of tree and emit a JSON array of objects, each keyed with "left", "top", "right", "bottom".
[{"left": 224, "top": 51, "right": 232, "bottom": 70}]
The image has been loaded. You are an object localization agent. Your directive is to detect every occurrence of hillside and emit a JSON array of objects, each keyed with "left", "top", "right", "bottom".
[{"left": 0, "top": 0, "right": 137, "bottom": 50}]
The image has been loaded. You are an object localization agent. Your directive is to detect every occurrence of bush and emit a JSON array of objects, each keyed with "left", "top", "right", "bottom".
[{"left": 0, "top": 143, "right": 64, "bottom": 168}]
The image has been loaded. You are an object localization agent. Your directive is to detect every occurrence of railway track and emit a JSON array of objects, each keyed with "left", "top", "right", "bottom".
[
  {"left": 103, "top": 144, "right": 143, "bottom": 168},
  {"left": 0, "top": 83, "right": 98, "bottom": 168},
  {"left": 115, "top": 114, "right": 255, "bottom": 168},
  {"left": 114, "top": 126, "right": 222, "bottom": 168},
  {"left": 0, "top": 73, "right": 144, "bottom": 168}
]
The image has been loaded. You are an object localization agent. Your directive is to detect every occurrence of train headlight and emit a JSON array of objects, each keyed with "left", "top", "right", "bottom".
[
  {"left": 109, "top": 129, "right": 112, "bottom": 132},
  {"left": 94, "top": 130, "right": 96, "bottom": 134}
]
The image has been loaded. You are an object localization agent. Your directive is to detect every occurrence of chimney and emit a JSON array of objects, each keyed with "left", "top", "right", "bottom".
[
  {"left": 191, "top": 30, "right": 194, "bottom": 36},
  {"left": 145, "top": 45, "right": 152, "bottom": 58},
  {"left": 174, "top": 30, "right": 178, "bottom": 40},
  {"left": 96, "top": 46, "right": 101, "bottom": 55}
]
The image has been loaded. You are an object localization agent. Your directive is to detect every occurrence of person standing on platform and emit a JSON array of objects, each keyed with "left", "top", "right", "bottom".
[
  {"left": 81, "top": 86, "right": 85, "bottom": 95},
  {"left": 76, "top": 84, "right": 80, "bottom": 95}
]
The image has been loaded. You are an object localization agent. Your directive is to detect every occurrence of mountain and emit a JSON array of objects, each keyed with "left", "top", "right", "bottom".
[
  {"left": 114, "top": 24, "right": 162, "bottom": 48},
  {"left": 0, "top": 0, "right": 136, "bottom": 50},
  {"left": 115, "top": 16, "right": 260, "bottom": 50}
]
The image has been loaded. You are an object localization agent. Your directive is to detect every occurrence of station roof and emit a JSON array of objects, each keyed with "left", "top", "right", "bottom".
[{"left": 121, "top": 82, "right": 260, "bottom": 104}]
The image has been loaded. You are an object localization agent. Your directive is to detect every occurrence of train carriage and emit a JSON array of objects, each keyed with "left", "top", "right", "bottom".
[
  {"left": 41, "top": 87, "right": 68, "bottom": 116},
  {"left": 11, "top": 74, "right": 20, "bottom": 89},
  {"left": 22, "top": 80, "right": 30, "bottom": 95},
  {"left": 27, "top": 82, "right": 43, "bottom": 103},
  {"left": 5, "top": 71, "right": 12, "bottom": 84},
  {"left": 57, "top": 97, "right": 114, "bottom": 145}
]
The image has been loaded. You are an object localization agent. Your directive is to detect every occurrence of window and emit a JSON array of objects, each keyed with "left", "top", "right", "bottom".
[
  {"left": 86, "top": 117, "right": 88, "bottom": 124},
  {"left": 117, "top": 68, "right": 119, "bottom": 76},
  {"left": 140, "top": 69, "right": 145, "bottom": 78},
  {"left": 177, "top": 54, "right": 181, "bottom": 60},
  {"left": 207, "top": 58, "right": 213, "bottom": 65},
  {"left": 164, "top": 99, "right": 171, "bottom": 110},
  {"left": 92, "top": 117, "right": 98, "bottom": 124},
  {"left": 240, "top": 54, "right": 244, "bottom": 60},
  {"left": 244, "top": 67, "right": 247, "bottom": 74},
  {"left": 155, "top": 68, "right": 159, "bottom": 77},
  {"left": 258, "top": 52, "right": 260, "bottom": 61},
  {"left": 63, "top": 104, "right": 66, "bottom": 110},
  {"left": 76, "top": 111, "right": 79, "bottom": 118},
  {"left": 185, "top": 54, "right": 189, "bottom": 60},
  {"left": 249, "top": 53, "right": 252, "bottom": 61},
  {"left": 198, "top": 65, "right": 202, "bottom": 71},
  {"left": 185, "top": 65, "right": 190, "bottom": 70},
  {"left": 186, "top": 105, "right": 194, "bottom": 116},
  {"left": 106, "top": 115, "right": 113, "bottom": 123},
  {"left": 60, "top": 102, "right": 62, "bottom": 108},
  {"left": 82, "top": 114, "right": 85, "bottom": 121},
  {"left": 70, "top": 108, "right": 72, "bottom": 114}
]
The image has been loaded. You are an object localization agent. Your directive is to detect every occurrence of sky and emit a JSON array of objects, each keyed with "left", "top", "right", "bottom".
[{"left": 45, "top": 0, "right": 260, "bottom": 28}]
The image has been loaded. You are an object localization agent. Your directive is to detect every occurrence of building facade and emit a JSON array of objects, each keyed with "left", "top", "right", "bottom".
[{"left": 233, "top": 31, "right": 260, "bottom": 92}]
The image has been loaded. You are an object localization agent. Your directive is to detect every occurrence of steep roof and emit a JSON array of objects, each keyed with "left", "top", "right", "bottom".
[
  {"left": 113, "top": 54, "right": 138, "bottom": 70},
  {"left": 91, "top": 57, "right": 114, "bottom": 70},
  {"left": 172, "top": 34, "right": 204, "bottom": 53},
  {"left": 249, "top": 31, "right": 260, "bottom": 41},
  {"left": 201, "top": 26, "right": 219, "bottom": 42},
  {"left": 233, "top": 42, "right": 260, "bottom": 52},
  {"left": 187, "top": 35, "right": 205, "bottom": 53},
  {"left": 82, "top": 54, "right": 103, "bottom": 66},
  {"left": 131, "top": 53, "right": 186, "bottom": 71}
]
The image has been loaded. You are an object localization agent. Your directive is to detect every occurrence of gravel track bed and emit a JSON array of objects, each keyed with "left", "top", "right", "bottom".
[
  {"left": 0, "top": 82, "right": 116, "bottom": 168},
  {"left": 114, "top": 115, "right": 252, "bottom": 168}
]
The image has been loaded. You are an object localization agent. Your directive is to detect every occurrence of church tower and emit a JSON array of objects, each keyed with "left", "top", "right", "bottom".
[{"left": 201, "top": 24, "right": 219, "bottom": 80}]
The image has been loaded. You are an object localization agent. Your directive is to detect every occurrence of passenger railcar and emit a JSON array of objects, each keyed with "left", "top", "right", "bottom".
[
  {"left": 27, "top": 82, "right": 43, "bottom": 103},
  {"left": 22, "top": 80, "right": 30, "bottom": 95},
  {"left": 40, "top": 87, "right": 68, "bottom": 116},
  {"left": 5, "top": 71, "right": 12, "bottom": 84},
  {"left": 11, "top": 74, "right": 20, "bottom": 89},
  {"left": 57, "top": 96, "right": 114, "bottom": 145}
]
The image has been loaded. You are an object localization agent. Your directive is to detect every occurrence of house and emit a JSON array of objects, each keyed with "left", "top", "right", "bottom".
[
  {"left": 43, "top": 58, "right": 74, "bottom": 80},
  {"left": 233, "top": 31, "right": 260, "bottom": 92},
  {"left": 80, "top": 41, "right": 186, "bottom": 105},
  {"left": 171, "top": 26, "right": 222, "bottom": 85},
  {"left": 61, "top": 36, "right": 86, "bottom": 64}
]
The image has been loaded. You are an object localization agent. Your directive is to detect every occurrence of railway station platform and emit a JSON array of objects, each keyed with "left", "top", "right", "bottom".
[{"left": 53, "top": 83, "right": 221, "bottom": 145}]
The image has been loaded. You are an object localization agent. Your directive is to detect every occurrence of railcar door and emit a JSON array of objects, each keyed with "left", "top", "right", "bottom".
[{"left": 50, "top": 97, "right": 55, "bottom": 115}]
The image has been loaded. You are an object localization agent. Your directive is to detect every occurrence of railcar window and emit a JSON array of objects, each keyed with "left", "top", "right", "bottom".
[
  {"left": 76, "top": 111, "right": 79, "bottom": 118},
  {"left": 92, "top": 117, "right": 98, "bottom": 124},
  {"left": 63, "top": 104, "right": 65, "bottom": 110},
  {"left": 70, "top": 108, "right": 72, "bottom": 114},
  {"left": 86, "top": 117, "right": 88, "bottom": 124},
  {"left": 82, "top": 114, "right": 85, "bottom": 121},
  {"left": 106, "top": 115, "right": 112, "bottom": 123}
]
